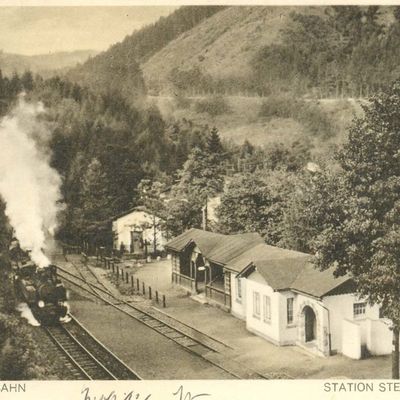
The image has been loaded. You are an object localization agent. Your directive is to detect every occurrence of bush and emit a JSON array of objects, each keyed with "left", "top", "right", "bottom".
[
  {"left": 259, "top": 94, "right": 301, "bottom": 120},
  {"left": 298, "top": 102, "right": 334, "bottom": 138},
  {"left": 194, "top": 95, "right": 231, "bottom": 116},
  {"left": 259, "top": 95, "right": 334, "bottom": 138},
  {"left": 0, "top": 314, "right": 50, "bottom": 379},
  {"left": 173, "top": 94, "right": 192, "bottom": 110}
]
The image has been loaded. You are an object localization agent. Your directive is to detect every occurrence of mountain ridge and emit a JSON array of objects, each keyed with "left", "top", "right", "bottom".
[{"left": 0, "top": 49, "right": 98, "bottom": 77}]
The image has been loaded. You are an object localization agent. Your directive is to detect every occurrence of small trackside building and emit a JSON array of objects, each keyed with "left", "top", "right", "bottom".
[
  {"left": 165, "top": 229, "right": 393, "bottom": 358},
  {"left": 112, "top": 207, "right": 166, "bottom": 256}
]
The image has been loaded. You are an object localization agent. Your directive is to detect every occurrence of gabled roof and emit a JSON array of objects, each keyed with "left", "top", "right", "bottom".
[
  {"left": 164, "top": 228, "right": 263, "bottom": 266},
  {"left": 166, "top": 228, "right": 352, "bottom": 299},
  {"left": 226, "top": 242, "right": 308, "bottom": 273},
  {"left": 206, "top": 232, "right": 264, "bottom": 265},
  {"left": 252, "top": 256, "right": 312, "bottom": 291},
  {"left": 239, "top": 257, "right": 351, "bottom": 299},
  {"left": 112, "top": 206, "right": 162, "bottom": 221},
  {"left": 290, "top": 262, "right": 351, "bottom": 298},
  {"left": 164, "top": 228, "right": 223, "bottom": 253}
]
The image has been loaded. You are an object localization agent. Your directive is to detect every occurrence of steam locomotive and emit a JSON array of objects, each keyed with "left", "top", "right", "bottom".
[{"left": 11, "top": 241, "right": 69, "bottom": 324}]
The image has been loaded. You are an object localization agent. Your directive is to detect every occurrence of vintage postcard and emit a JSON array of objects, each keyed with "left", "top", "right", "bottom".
[{"left": 1, "top": 1, "right": 400, "bottom": 399}]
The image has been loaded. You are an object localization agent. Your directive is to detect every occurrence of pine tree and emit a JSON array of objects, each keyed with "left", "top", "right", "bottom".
[
  {"left": 178, "top": 146, "right": 224, "bottom": 201},
  {"left": 206, "top": 127, "right": 224, "bottom": 156}
]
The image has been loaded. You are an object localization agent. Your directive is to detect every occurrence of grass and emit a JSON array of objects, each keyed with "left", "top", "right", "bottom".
[{"left": 151, "top": 94, "right": 363, "bottom": 160}]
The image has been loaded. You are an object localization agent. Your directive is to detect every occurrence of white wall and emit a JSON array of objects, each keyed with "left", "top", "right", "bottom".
[
  {"left": 245, "top": 272, "right": 283, "bottom": 344},
  {"left": 113, "top": 211, "right": 166, "bottom": 251},
  {"left": 230, "top": 272, "right": 246, "bottom": 320},
  {"left": 230, "top": 270, "right": 390, "bottom": 359},
  {"left": 366, "top": 319, "right": 392, "bottom": 355},
  {"left": 323, "top": 293, "right": 380, "bottom": 353},
  {"left": 245, "top": 272, "right": 329, "bottom": 351},
  {"left": 342, "top": 319, "right": 362, "bottom": 359},
  {"left": 277, "top": 290, "right": 298, "bottom": 345}
]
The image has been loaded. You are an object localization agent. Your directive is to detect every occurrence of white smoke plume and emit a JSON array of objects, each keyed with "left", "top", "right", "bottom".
[
  {"left": 16, "top": 302, "right": 41, "bottom": 326},
  {"left": 0, "top": 96, "right": 63, "bottom": 268}
]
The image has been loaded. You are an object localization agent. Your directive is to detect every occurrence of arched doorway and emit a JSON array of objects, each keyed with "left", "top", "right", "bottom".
[{"left": 303, "top": 306, "right": 317, "bottom": 342}]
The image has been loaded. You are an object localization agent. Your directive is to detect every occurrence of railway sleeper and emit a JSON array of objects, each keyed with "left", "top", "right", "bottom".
[
  {"left": 173, "top": 337, "right": 199, "bottom": 347},
  {"left": 143, "top": 320, "right": 165, "bottom": 328},
  {"left": 163, "top": 331, "right": 186, "bottom": 339},
  {"left": 156, "top": 327, "right": 178, "bottom": 335}
]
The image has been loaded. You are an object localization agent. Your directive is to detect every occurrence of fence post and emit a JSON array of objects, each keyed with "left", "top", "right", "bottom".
[
  {"left": 137, "top": 278, "right": 139, "bottom": 291},
  {"left": 156, "top": 290, "right": 159, "bottom": 303},
  {"left": 125, "top": 271, "right": 129, "bottom": 284},
  {"left": 112, "top": 262, "right": 115, "bottom": 273},
  {"left": 149, "top": 286, "right": 152, "bottom": 300},
  {"left": 117, "top": 266, "right": 119, "bottom": 279},
  {"left": 162, "top": 295, "right": 166, "bottom": 308},
  {"left": 142, "top": 282, "right": 145, "bottom": 295},
  {"left": 131, "top": 275, "right": 134, "bottom": 288}
]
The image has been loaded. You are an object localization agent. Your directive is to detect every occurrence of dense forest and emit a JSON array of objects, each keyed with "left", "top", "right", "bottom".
[
  {"left": 1, "top": 68, "right": 317, "bottom": 249},
  {"left": 251, "top": 6, "right": 400, "bottom": 97}
]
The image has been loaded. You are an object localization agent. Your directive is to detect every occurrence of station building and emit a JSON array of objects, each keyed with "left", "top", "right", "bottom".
[{"left": 165, "top": 228, "right": 392, "bottom": 359}]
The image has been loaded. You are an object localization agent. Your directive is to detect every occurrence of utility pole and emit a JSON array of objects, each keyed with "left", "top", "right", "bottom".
[
  {"left": 202, "top": 196, "right": 208, "bottom": 231},
  {"left": 153, "top": 213, "right": 157, "bottom": 255}
]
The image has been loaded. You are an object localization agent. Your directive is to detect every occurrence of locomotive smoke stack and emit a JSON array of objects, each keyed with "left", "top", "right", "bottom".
[{"left": 0, "top": 96, "right": 64, "bottom": 268}]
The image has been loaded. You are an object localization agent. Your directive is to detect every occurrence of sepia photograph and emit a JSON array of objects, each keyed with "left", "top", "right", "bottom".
[{"left": 1, "top": 2, "right": 400, "bottom": 392}]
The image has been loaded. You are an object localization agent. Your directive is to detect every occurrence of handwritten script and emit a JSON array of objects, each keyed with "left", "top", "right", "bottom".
[{"left": 81, "top": 385, "right": 211, "bottom": 400}]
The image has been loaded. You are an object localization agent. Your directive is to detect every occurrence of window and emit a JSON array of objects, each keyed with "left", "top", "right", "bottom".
[
  {"left": 253, "top": 291, "right": 260, "bottom": 318},
  {"left": 353, "top": 302, "right": 366, "bottom": 318},
  {"left": 263, "top": 295, "right": 271, "bottom": 322},
  {"left": 287, "top": 298, "right": 294, "bottom": 325},
  {"left": 236, "top": 277, "right": 242, "bottom": 300}
]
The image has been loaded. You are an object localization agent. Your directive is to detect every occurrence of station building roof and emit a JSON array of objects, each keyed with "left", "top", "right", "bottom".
[{"left": 166, "top": 228, "right": 352, "bottom": 299}]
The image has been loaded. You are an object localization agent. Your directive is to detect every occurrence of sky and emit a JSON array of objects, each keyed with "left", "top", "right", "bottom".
[{"left": 0, "top": 7, "right": 178, "bottom": 55}]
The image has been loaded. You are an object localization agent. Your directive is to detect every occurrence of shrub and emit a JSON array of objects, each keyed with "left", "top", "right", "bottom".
[
  {"left": 298, "top": 102, "right": 334, "bottom": 138},
  {"left": 0, "top": 314, "right": 50, "bottom": 379},
  {"left": 194, "top": 95, "right": 231, "bottom": 116},
  {"left": 259, "top": 94, "right": 301, "bottom": 120},
  {"left": 259, "top": 95, "right": 334, "bottom": 138},
  {"left": 173, "top": 94, "right": 192, "bottom": 110}
]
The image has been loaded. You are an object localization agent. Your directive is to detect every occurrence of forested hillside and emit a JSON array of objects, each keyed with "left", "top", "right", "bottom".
[
  {"left": 252, "top": 6, "right": 400, "bottom": 97},
  {"left": 67, "top": 6, "right": 226, "bottom": 99},
  {"left": 66, "top": 5, "right": 400, "bottom": 101},
  {"left": 144, "top": 6, "right": 399, "bottom": 97}
]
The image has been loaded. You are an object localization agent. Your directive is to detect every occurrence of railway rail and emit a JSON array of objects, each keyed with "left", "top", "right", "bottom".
[
  {"left": 58, "top": 261, "right": 230, "bottom": 355},
  {"left": 56, "top": 255, "right": 269, "bottom": 379},
  {"left": 44, "top": 315, "right": 141, "bottom": 380}
]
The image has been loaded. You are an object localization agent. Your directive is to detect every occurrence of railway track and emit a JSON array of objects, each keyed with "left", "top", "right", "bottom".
[
  {"left": 55, "top": 256, "right": 269, "bottom": 379},
  {"left": 58, "top": 260, "right": 230, "bottom": 356},
  {"left": 44, "top": 315, "right": 141, "bottom": 380}
]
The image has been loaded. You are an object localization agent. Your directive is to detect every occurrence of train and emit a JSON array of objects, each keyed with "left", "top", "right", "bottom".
[{"left": 10, "top": 240, "right": 69, "bottom": 324}]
